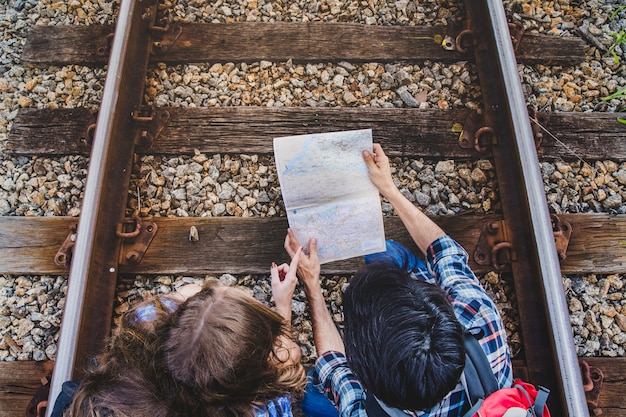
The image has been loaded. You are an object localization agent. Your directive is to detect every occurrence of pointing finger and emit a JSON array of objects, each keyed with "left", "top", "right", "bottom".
[{"left": 289, "top": 246, "right": 302, "bottom": 271}]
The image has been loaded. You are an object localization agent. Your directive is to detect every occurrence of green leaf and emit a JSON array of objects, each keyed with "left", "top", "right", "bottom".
[
  {"left": 613, "top": 51, "right": 621, "bottom": 65},
  {"left": 602, "top": 87, "right": 626, "bottom": 102},
  {"left": 617, "top": 117, "right": 626, "bottom": 125},
  {"left": 611, "top": 5, "right": 626, "bottom": 20}
]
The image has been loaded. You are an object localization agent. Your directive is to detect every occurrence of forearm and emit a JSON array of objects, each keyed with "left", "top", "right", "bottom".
[
  {"left": 384, "top": 187, "right": 446, "bottom": 255},
  {"left": 274, "top": 299, "right": 301, "bottom": 364},
  {"left": 315, "top": 352, "right": 368, "bottom": 417},
  {"left": 274, "top": 300, "right": 299, "bottom": 361},
  {"left": 275, "top": 303, "right": 292, "bottom": 325},
  {"left": 364, "top": 145, "right": 446, "bottom": 255},
  {"left": 306, "top": 284, "right": 345, "bottom": 355}
]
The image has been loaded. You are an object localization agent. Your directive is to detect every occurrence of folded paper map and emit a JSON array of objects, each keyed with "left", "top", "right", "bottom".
[{"left": 273, "top": 129, "right": 386, "bottom": 264}]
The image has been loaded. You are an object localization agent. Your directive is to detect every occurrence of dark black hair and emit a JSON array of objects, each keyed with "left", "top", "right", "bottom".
[{"left": 343, "top": 262, "right": 465, "bottom": 410}]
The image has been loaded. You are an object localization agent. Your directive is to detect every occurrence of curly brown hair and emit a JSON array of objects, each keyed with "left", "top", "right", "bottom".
[{"left": 67, "top": 281, "right": 306, "bottom": 417}]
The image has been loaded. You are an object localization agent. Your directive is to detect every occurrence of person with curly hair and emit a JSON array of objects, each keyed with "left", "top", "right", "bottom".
[{"left": 52, "top": 249, "right": 307, "bottom": 417}]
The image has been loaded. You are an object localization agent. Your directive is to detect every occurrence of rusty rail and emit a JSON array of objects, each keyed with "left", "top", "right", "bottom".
[
  {"left": 462, "top": 0, "right": 588, "bottom": 415},
  {"left": 45, "top": 0, "right": 159, "bottom": 411}
]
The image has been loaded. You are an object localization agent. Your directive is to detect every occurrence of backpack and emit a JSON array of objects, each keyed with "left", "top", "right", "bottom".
[
  {"left": 461, "top": 329, "right": 551, "bottom": 417},
  {"left": 364, "top": 329, "right": 551, "bottom": 417}
]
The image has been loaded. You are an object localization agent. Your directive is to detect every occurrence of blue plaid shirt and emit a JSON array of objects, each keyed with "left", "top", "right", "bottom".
[
  {"left": 313, "top": 235, "right": 513, "bottom": 417},
  {"left": 254, "top": 394, "right": 295, "bottom": 417}
]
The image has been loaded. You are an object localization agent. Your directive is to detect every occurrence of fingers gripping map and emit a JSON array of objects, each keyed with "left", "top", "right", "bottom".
[{"left": 273, "top": 129, "right": 386, "bottom": 264}]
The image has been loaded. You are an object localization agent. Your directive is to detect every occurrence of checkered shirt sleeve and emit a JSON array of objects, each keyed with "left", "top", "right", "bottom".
[
  {"left": 314, "top": 351, "right": 368, "bottom": 417},
  {"left": 426, "top": 235, "right": 513, "bottom": 389}
]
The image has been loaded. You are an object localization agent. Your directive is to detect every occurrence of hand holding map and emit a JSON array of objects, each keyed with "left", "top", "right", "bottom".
[{"left": 273, "top": 129, "right": 386, "bottom": 264}]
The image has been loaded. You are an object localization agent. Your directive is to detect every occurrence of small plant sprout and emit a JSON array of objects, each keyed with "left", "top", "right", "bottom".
[
  {"left": 608, "top": 5, "right": 626, "bottom": 64},
  {"left": 601, "top": 87, "right": 626, "bottom": 102},
  {"left": 601, "top": 88, "right": 626, "bottom": 125},
  {"left": 602, "top": 6, "right": 626, "bottom": 124}
]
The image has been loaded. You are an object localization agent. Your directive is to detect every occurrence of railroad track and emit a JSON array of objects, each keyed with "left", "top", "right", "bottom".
[{"left": 1, "top": 0, "right": 625, "bottom": 416}]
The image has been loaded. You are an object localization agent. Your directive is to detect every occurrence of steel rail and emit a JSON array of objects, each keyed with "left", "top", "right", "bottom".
[
  {"left": 463, "top": 0, "right": 589, "bottom": 416},
  {"left": 45, "top": 0, "right": 159, "bottom": 412}
]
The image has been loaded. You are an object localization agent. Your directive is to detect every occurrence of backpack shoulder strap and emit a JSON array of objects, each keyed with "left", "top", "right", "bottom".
[
  {"left": 365, "top": 393, "right": 392, "bottom": 417},
  {"left": 365, "top": 393, "right": 410, "bottom": 417},
  {"left": 462, "top": 329, "right": 500, "bottom": 405},
  {"left": 514, "top": 383, "right": 550, "bottom": 417}
]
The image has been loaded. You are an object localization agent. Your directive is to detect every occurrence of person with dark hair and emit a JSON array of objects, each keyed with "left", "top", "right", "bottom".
[
  {"left": 55, "top": 248, "right": 307, "bottom": 417},
  {"left": 343, "top": 263, "right": 466, "bottom": 411},
  {"left": 285, "top": 143, "right": 512, "bottom": 416}
]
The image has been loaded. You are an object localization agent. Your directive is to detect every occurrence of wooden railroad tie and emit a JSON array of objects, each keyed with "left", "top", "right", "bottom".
[
  {"left": 21, "top": 22, "right": 585, "bottom": 67},
  {"left": 0, "top": 214, "right": 624, "bottom": 276},
  {"left": 7, "top": 107, "right": 626, "bottom": 160}
]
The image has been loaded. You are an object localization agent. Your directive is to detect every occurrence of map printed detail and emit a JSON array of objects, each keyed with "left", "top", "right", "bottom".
[{"left": 274, "top": 129, "right": 386, "bottom": 264}]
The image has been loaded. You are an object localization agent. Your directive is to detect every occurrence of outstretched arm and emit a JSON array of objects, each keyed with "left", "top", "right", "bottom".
[
  {"left": 270, "top": 248, "right": 303, "bottom": 363},
  {"left": 284, "top": 229, "right": 345, "bottom": 355},
  {"left": 271, "top": 247, "right": 302, "bottom": 323},
  {"left": 363, "top": 143, "right": 446, "bottom": 255}
]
